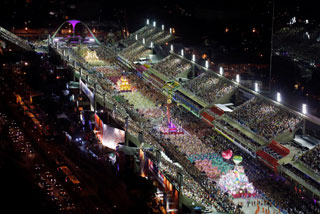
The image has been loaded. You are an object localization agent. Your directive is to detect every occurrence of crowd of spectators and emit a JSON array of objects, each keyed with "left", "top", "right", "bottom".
[
  {"left": 300, "top": 144, "right": 320, "bottom": 175},
  {"left": 182, "top": 72, "right": 235, "bottom": 105},
  {"left": 283, "top": 164, "right": 320, "bottom": 195},
  {"left": 120, "top": 43, "right": 145, "bottom": 61},
  {"left": 57, "top": 33, "right": 320, "bottom": 214},
  {"left": 152, "top": 54, "right": 192, "bottom": 79},
  {"left": 217, "top": 119, "right": 261, "bottom": 150},
  {"left": 120, "top": 26, "right": 149, "bottom": 47},
  {"left": 228, "top": 97, "right": 302, "bottom": 140}
]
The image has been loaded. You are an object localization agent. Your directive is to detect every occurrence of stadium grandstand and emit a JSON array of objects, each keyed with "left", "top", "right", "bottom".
[{"left": 22, "top": 18, "right": 320, "bottom": 214}]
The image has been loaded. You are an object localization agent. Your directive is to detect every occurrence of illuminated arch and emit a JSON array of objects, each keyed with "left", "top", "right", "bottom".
[{"left": 51, "top": 20, "right": 100, "bottom": 45}]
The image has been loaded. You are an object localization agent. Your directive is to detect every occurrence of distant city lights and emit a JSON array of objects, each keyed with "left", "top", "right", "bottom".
[{"left": 289, "top": 17, "right": 296, "bottom": 25}]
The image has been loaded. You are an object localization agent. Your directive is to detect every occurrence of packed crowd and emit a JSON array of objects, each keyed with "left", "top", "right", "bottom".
[
  {"left": 120, "top": 26, "right": 149, "bottom": 47},
  {"left": 94, "top": 45, "right": 115, "bottom": 60},
  {"left": 183, "top": 72, "right": 235, "bottom": 105},
  {"left": 228, "top": 97, "right": 302, "bottom": 140},
  {"left": 57, "top": 34, "right": 320, "bottom": 214},
  {"left": 300, "top": 144, "right": 320, "bottom": 175},
  {"left": 152, "top": 54, "right": 192, "bottom": 79},
  {"left": 120, "top": 44, "right": 145, "bottom": 62},
  {"left": 217, "top": 119, "right": 262, "bottom": 150}
]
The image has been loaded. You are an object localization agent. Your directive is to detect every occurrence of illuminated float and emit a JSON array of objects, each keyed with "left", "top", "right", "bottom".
[
  {"left": 117, "top": 76, "right": 132, "bottom": 92},
  {"left": 217, "top": 155, "right": 256, "bottom": 198}
]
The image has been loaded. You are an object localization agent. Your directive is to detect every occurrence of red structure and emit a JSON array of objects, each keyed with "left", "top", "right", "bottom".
[
  {"left": 268, "top": 140, "right": 290, "bottom": 157},
  {"left": 210, "top": 106, "right": 224, "bottom": 116},
  {"left": 256, "top": 150, "right": 279, "bottom": 173}
]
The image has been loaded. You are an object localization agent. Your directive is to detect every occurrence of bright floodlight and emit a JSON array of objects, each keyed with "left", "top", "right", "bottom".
[
  {"left": 135, "top": 34, "right": 138, "bottom": 40},
  {"left": 181, "top": 49, "right": 184, "bottom": 57},
  {"left": 170, "top": 44, "right": 173, "bottom": 52},
  {"left": 153, "top": 21, "right": 156, "bottom": 27},
  {"left": 169, "top": 28, "right": 172, "bottom": 34},
  {"left": 219, "top": 67, "right": 224, "bottom": 75},
  {"left": 236, "top": 74, "right": 240, "bottom": 83},
  {"left": 89, "top": 38, "right": 95, "bottom": 42},
  {"left": 277, "top": 92, "right": 281, "bottom": 102},
  {"left": 146, "top": 19, "right": 149, "bottom": 25},
  {"left": 162, "top": 25, "right": 164, "bottom": 30},
  {"left": 205, "top": 60, "right": 209, "bottom": 68},
  {"left": 254, "top": 83, "right": 259, "bottom": 92},
  {"left": 150, "top": 41, "right": 153, "bottom": 48},
  {"left": 142, "top": 38, "right": 145, "bottom": 44},
  {"left": 302, "top": 104, "right": 307, "bottom": 114},
  {"left": 192, "top": 54, "right": 195, "bottom": 62}
]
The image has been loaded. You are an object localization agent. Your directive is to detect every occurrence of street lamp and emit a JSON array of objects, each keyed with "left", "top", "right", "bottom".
[
  {"left": 181, "top": 49, "right": 184, "bottom": 57},
  {"left": 302, "top": 104, "right": 307, "bottom": 114},
  {"left": 219, "top": 67, "right": 224, "bottom": 75},
  {"left": 255, "top": 82, "right": 259, "bottom": 92},
  {"left": 169, "top": 28, "right": 172, "bottom": 34},
  {"left": 236, "top": 74, "right": 240, "bottom": 83},
  {"left": 277, "top": 92, "right": 281, "bottom": 103},
  {"left": 146, "top": 19, "right": 149, "bottom": 25},
  {"left": 135, "top": 34, "right": 138, "bottom": 40},
  {"left": 205, "top": 60, "right": 209, "bottom": 69},
  {"left": 162, "top": 25, "right": 164, "bottom": 31},
  {"left": 192, "top": 54, "right": 195, "bottom": 62},
  {"left": 170, "top": 44, "right": 173, "bottom": 52},
  {"left": 153, "top": 21, "right": 156, "bottom": 27}
]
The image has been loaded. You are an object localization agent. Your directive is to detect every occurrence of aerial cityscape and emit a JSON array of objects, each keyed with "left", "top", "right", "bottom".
[{"left": 1, "top": 0, "right": 320, "bottom": 213}]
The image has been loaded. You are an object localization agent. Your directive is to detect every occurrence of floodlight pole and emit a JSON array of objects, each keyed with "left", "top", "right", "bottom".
[{"left": 269, "top": 0, "right": 276, "bottom": 93}]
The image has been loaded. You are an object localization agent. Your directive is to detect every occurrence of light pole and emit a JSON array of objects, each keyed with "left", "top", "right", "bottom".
[{"left": 269, "top": 0, "right": 276, "bottom": 93}]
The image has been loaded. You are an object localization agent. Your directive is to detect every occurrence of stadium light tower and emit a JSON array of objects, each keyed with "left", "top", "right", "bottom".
[
  {"left": 142, "top": 38, "right": 145, "bottom": 44},
  {"left": 192, "top": 54, "right": 195, "bottom": 62},
  {"left": 181, "top": 49, "right": 184, "bottom": 57},
  {"left": 276, "top": 92, "right": 281, "bottom": 102},
  {"left": 153, "top": 21, "right": 156, "bottom": 27},
  {"left": 146, "top": 19, "right": 149, "bottom": 25},
  {"left": 302, "top": 104, "right": 307, "bottom": 114},
  {"left": 135, "top": 34, "right": 138, "bottom": 40},
  {"left": 236, "top": 74, "right": 240, "bottom": 83},
  {"left": 162, "top": 25, "right": 164, "bottom": 31},
  {"left": 150, "top": 41, "right": 154, "bottom": 48},
  {"left": 170, "top": 44, "right": 173, "bottom": 52},
  {"left": 255, "top": 82, "right": 259, "bottom": 92},
  {"left": 205, "top": 60, "right": 209, "bottom": 69},
  {"left": 169, "top": 28, "right": 172, "bottom": 34},
  {"left": 219, "top": 67, "right": 224, "bottom": 75}
]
